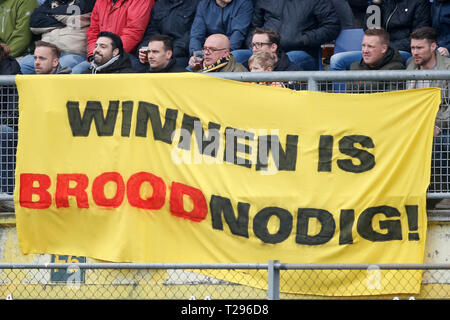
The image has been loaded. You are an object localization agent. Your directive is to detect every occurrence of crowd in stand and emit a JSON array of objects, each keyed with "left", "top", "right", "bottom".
[
  {"left": 0, "top": 0, "right": 449, "bottom": 210},
  {"left": 0, "top": 0, "right": 448, "bottom": 76}
]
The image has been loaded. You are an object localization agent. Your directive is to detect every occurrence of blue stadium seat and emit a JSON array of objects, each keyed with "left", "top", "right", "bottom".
[{"left": 333, "top": 28, "right": 365, "bottom": 54}]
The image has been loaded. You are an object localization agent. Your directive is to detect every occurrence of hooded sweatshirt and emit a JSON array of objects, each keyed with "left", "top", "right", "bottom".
[{"left": 350, "top": 46, "right": 405, "bottom": 70}]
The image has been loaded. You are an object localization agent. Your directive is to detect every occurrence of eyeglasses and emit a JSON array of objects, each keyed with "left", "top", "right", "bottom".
[
  {"left": 250, "top": 42, "right": 272, "bottom": 49},
  {"left": 202, "top": 46, "right": 227, "bottom": 53}
]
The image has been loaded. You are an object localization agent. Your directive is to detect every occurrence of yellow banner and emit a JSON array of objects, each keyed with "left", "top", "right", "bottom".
[{"left": 15, "top": 74, "right": 440, "bottom": 296}]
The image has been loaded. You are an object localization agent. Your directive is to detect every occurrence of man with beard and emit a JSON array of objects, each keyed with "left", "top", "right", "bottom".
[
  {"left": 83, "top": 31, "right": 134, "bottom": 74},
  {"left": 34, "top": 40, "right": 72, "bottom": 74},
  {"left": 406, "top": 27, "right": 450, "bottom": 209}
]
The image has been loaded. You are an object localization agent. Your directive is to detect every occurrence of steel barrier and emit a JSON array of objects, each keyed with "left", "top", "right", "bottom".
[
  {"left": 0, "top": 262, "right": 449, "bottom": 299},
  {"left": 1, "top": 71, "right": 449, "bottom": 202}
]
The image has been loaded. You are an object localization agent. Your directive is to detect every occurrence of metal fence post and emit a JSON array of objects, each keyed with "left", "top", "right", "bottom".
[
  {"left": 307, "top": 77, "right": 318, "bottom": 91},
  {"left": 267, "top": 260, "right": 280, "bottom": 300}
]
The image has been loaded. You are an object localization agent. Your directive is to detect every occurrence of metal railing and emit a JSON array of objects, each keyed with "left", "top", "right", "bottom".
[
  {"left": 1, "top": 71, "right": 449, "bottom": 202},
  {"left": 0, "top": 262, "right": 449, "bottom": 299},
  {"left": 2, "top": 72, "right": 450, "bottom": 300}
]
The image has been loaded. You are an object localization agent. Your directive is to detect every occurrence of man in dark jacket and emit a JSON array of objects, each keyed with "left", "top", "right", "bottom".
[
  {"left": 366, "top": 0, "right": 431, "bottom": 53},
  {"left": 350, "top": 28, "right": 405, "bottom": 70},
  {"left": 83, "top": 31, "right": 135, "bottom": 74},
  {"left": 331, "top": 0, "right": 429, "bottom": 71},
  {"left": 349, "top": 28, "right": 405, "bottom": 91},
  {"left": 0, "top": 44, "right": 20, "bottom": 75},
  {"left": 248, "top": 0, "right": 340, "bottom": 70},
  {"left": 432, "top": 0, "right": 450, "bottom": 57},
  {"left": 142, "top": 34, "right": 186, "bottom": 73},
  {"left": 235, "top": 28, "right": 303, "bottom": 71},
  {"left": 136, "top": 0, "right": 200, "bottom": 71}
]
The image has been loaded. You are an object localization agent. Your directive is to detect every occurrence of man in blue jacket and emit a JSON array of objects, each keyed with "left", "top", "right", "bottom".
[{"left": 189, "top": 0, "right": 253, "bottom": 55}]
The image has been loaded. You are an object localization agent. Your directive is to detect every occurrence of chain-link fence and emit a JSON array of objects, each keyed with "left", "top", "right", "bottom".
[
  {"left": 1, "top": 73, "right": 450, "bottom": 300},
  {"left": 1, "top": 262, "right": 450, "bottom": 299}
]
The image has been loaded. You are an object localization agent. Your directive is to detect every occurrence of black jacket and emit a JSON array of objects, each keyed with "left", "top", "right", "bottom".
[
  {"left": 30, "top": 0, "right": 96, "bottom": 28},
  {"left": 331, "top": 0, "right": 356, "bottom": 29},
  {"left": 143, "top": 57, "right": 187, "bottom": 73},
  {"left": 0, "top": 57, "right": 21, "bottom": 75},
  {"left": 350, "top": 46, "right": 405, "bottom": 70},
  {"left": 249, "top": 0, "right": 340, "bottom": 57},
  {"left": 138, "top": 0, "right": 200, "bottom": 59},
  {"left": 274, "top": 51, "right": 303, "bottom": 71},
  {"left": 432, "top": 0, "right": 450, "bottom": 51},
  {"left": 366, "top": 0, "right": 431, "bottom": 52},
  {"left": 83, "top": 53, "right": 135, "bottom": 74}
]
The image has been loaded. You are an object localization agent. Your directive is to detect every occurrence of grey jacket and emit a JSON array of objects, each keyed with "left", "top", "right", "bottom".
[{"left": 406, "top": 54, "right": 450, "bottom": 129}]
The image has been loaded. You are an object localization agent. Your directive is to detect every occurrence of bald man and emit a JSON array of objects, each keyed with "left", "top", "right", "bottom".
[{"left": 188, "top": 34, "right": 247, "bottom": 72}]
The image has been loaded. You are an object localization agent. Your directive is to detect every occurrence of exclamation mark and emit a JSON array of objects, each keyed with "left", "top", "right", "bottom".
[{"left": 405, "top": 205, "right": 419, "bottom": 241}]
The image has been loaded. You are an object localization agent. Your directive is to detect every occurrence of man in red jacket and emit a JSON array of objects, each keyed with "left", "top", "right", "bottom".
[{"left": 72, "top": 0, "right": 154, "bottom": 73}]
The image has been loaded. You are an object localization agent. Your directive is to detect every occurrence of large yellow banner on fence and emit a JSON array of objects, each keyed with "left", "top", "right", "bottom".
[{"left": 15, "top": 74, "right": 440, "bottom": 296}]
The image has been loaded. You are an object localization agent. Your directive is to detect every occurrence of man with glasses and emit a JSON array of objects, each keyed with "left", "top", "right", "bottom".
[
  {"left": 188, "top": 33, "right": 247, "bottom": 72},
  {"left": 244, "top": 0, "right": 340, "bottom": 71},
  {"left": 234, "top": 28, "right": 303, "bottom": 71}
]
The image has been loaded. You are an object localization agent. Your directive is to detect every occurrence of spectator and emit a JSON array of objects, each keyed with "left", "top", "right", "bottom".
[
  {"left": 136, "top": 0, "right": 200, "bottom": 71},
  {"left": 234, "top": 28, "right": 302, "bottom": 71},
  {"left": 19, "top": 0, "right": 96, "bottom": 74},
  {"left": 83, "top": 31, "right": 134, "bottom": 74},
  {"left": 0, "top": 124, "right": 15, "bottom": 210},
  {"left": 407, "top": 27, "right": 450, "bottom": 134},
  {"left": 406, "top": 27, "right": 450, "bottom": 209},
  {"left": 245, "top": 0, "right": 340, "bottom": 71},
  {"left": 248, "top": 51, "right": 286, "bottom": 88},
  {"left": 248, "top": 50, "right": 275, "bottom": 72},
  {"left": 34, "top": 41, "right": 72, "bottom": 74},
  {"left": 0, "top": 44, "right": 21, "bottom": 75},
  {"left": 431, "top": 0, "right": 450, "bottom": 57},
  {"left": 0, "top": 41, "right": 21, "bottom": 210},
  {"left": 0, "top": 0, "right": 39, "bottom": 58},
  {"left": 350, "top": 28, "right": 405, "bottom": 70},
  {"left": 188, "top": 33, "right": 247, "bottom": 72},
  {"left": 142, "top": 34, "right": 187, "bottom": 73},
  {"left": 331, "top": 0, "right": 431, "bottom": 71},
  {"left": 348, "top": 28, "right": 405, "bottom": 92},
  {"left": 189, "top": 0, "right": 253, "bottom": 55},
  {"left": 72, "top": 0, "right": 154, "bottom": 74}
]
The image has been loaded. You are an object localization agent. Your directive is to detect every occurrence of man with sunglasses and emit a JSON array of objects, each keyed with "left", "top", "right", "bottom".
[{"left": 188, "top": 33, "right": 247, "bottom": 72}]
